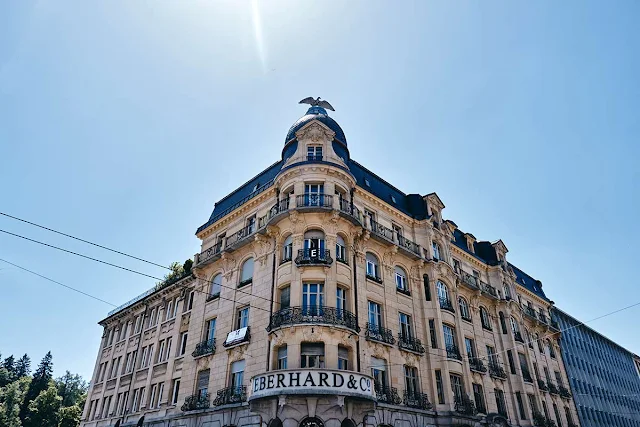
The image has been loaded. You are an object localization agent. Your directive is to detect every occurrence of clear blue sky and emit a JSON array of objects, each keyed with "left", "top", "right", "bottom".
[{"left": 1, "top": 1, "right": 639, "bottom": 379}]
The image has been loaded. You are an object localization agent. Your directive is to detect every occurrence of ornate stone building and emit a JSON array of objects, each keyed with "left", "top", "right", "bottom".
[{"left": 80, "top": 102, "right": 580, "bottom": 427}]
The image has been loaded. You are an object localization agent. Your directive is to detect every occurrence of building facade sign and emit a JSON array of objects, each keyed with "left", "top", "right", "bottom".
[{"left": 249, "top": 369, "right": 375, "bottom": 401}]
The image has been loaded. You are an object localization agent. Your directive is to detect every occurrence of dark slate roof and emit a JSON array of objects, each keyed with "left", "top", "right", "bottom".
[
  {"left": 509, "top": 263, "right": 549, "bottom": 301},
  {"left": 285, "top": 106, "right": 347, "bottom": 146},
  {"left": 348, "top": 159, "right": 428, "bottom": 220}
]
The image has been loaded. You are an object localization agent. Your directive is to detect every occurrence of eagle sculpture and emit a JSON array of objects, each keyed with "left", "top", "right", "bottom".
[{"left": 299, "top": 97, "right": 335, "bottom": 111}]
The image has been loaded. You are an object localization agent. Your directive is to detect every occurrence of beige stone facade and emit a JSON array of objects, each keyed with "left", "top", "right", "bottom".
[{"left": 80, "top": 107, "right": 580, "bottom": 427}]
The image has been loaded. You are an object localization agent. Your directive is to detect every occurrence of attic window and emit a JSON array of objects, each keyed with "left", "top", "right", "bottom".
[
  {"left": 364, "top": 179, "right": 370, "bottom": 187},
  {"left": 391, "top": 195, "right": 396, "bottom": 203},
  {"left": 252, "top": 183, "right": 259, "bottom": 192}
]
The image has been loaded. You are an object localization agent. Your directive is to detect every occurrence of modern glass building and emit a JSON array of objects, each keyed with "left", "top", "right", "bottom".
[{"left": 553, "top": 308, "right": 640, "bottom": 427}]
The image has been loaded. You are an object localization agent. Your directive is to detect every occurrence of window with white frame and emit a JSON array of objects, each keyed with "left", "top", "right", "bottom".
[
  {"left": 459, "top": 297, "right": 471, "bottom": 320},
  {"left": 371, "top": 357, "right": 387, "bottom": 389},
  {"left": 301, "top": 343, "right": 325, "bottom": 368},
  {"left": 134, "top": 315, "right": 142, "bottom": 334},
  {"left": 302, "top": 283, "right": 324, "bottom": 315},
  {"left": 399, "top": 312, "right": 413, "bottom": 339},
  {"left": 239, "top": 258, "right": 254, "bottom": 286},
  {"left": 480, "top": 307, "right": 492, "bottom": 330},
  {"left": 185, "top": 290, "right": 195, "bottom": 312},
  {"left": 395, "top": 266, "right": 408, "bottom": 291},
  {"left": 148, "top": 308, "right": 157, "bottom": 328},
  {"left": 368, "top": 301, "right": 382, "bottom": 328},
  {"left": 336, "top": 235, "right": 346, "bottom": 262},
  {"left": 511, "top": 317, "right": 520, "bottom": 334},
  {"left": 230, "top": 360, "right": 245, "bottom": 391},
  {"left": 205, "top": 318, "right": 216, "bottom": 343},
  {"left": 165, "top": 338, "right": 172, "bottom": 362},
  {"left": 336, "top": 286, "right": 347, "bottom": 318},
  {"left": 156, "top": 340, "right": 165, "bottom": 364},
  {"left": 149, "top": 384, "right": 158, "bottom": 409},
  {"left": 443, "top": 324, "right": 456, "bottom": 350},
  {"left": 157, "top": 382, "right": 164, "bottom": 408},
  {"left": 366, "top": 252, "right": 380, "bottom": 280},
  {"left": 179, "top": 332, "right": 188, "bottom": 356},
  {"left": 432, "top": 241, "right": 441, "bottom": 260},
  {"left": 171, "top": 379, "right": 180, "bottom": 405},
  {"left": 437, "top": 280, "right": 450, "bottom": 305},
  {"left": 503, "top": 284, "right": 512, "bottom": 300},
  {"left": 210, "top": 273, "right": 222, "bottom": 298},
  {"left": 304, "top": 184, "right": 325, "bottom": 206},
  {"left": 277, "top": 346, "right": 287, "bottom": 369},
  {"left": 282, "top": 235, "right": 293, "bottom": 262},
  {"left": 245, "top": 215, "right": 256, "bottom": 233},
  {"left": 237, "top": 307, "right": 249, "bottom": 330},
  {"left": 404, "top": 365, "right": 419, "bottom": 395},
  {"left": 165, "top": 299, "right": 174, "bottom": 321},
  {"left": 338, "top": 346, "right": 349, "bottom": 370},
  {"left": 307, "top": 145, "right": 323, "bottom": 161}
]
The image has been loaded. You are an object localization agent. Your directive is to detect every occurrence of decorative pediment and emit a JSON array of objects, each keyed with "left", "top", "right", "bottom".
[{"left": 295, "top": 121, "right": 336, "bottom": 144}]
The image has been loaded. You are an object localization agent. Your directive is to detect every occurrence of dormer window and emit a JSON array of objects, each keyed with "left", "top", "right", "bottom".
[
  {"left": 391, "top": 195, "right": 397, "bottom": 204},
  {"left": 307, "top": 145, "right": 323, "bottom": 161},
  {"left": 252, "top": 183, "right": 259, "bottom": 192},
  {"left": 364, "top": 179, "right": 370, "bottom": 187}
]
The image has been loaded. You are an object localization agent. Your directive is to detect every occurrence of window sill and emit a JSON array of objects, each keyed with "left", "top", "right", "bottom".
[
  {"left": 206, "top": 295, "right": 220, "bottom": 303},
  {"left": 161, "top": 317, "right": 176, "bottom": 326},
  {"left": 396, "top": 288, "right": 411, "bottom": 297},
  {"left": 238, "top": 279, "right": 253, "bottom": 288},
  {"left": 366, "top": 275, "right": 383, "bottom": 285},
  {"left": 280, "top": 259, "right": 292, "bottom": 265},
  {"left": 337, "top": 258, "right": 349, "bottom": 266},
  {"left": 153, "top": 360, "right": 169, "bottom": 368},
  {"left": 461, "top": 316, "right": 472, "bottom": 324},
  {"left": 481, "top": 326, "right": 493, "bottom": 332}
]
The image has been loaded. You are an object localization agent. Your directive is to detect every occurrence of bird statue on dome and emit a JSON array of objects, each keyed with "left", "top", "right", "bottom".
[{"left": 299, "top": 97, "right": 335, "bottom": 111}]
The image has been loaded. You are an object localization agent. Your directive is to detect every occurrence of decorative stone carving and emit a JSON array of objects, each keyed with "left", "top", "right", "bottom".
[
  {"left": 222, "top": 253, "right": 237, "bottom": 281},
  {"left": 295, "top": 122, "right": 335, "bottom": 143}
]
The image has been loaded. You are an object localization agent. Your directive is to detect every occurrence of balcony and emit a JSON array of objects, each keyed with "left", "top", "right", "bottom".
[
  {"left": 225, "top": 223, "right": 258, "bottom": 251},
  {"left": 212, "top": 386, "right": 247, "bottom": 406},
  {"left": 548, "top": 382, "right": 559, "bottom": 395},
  {"left": 195, "top": 241, "right": 223, "bottom": 266},
  {"left": 397, "top": 235, "right": 421, "bottom": 258},
  {"left": 459, "top": 271, "right": 479, "bottom": 289},
  {"left": 295, "top": 249, "right": 333, "bottom": 267},
  {"left": 559, "top": 385, "right": 571, "bottom": 399},
  {"left": 469, "top": 357, "right": 487, "bottom": 373},
  {"left": 446, "top": 344, "right": 462, "bottom": 361},
  {"left": 488, "top": 361, "right": 507, "bottom": 379},
  {"left": 480, "top": 281, "right": 498, "bottom": 298},
  {"left": 338, "top": 199, "right": 362, "bottom": 226},
  {"left": 268, "top": 306, "right": 359, "bottom": 333},
  {"left": 258, "top": 198, "right": 290, "bottom": 228},
  {"left": 398, "top": 334, "right": 425, "bottom": 355},
  {"left": 367, "top": 220, "right": 421, "bottom": 259},
  {"left": 365, "top": 323, "right": 395, "bottom": 345},
  {"left": 455, "top": 395, "right": 478, "bottom": 416},
  {"left": 523, "top": 306, "right": 537, "bottom": 319},
  {"left": 522, "top": 369, "right": 533, "bottom": 383},
  {"left": 537, "top": 378, "right": 548, "bottom": 391},
  {"left": 514, "top": 331, "right": 524, "bottom": 343},
  {"left": 223, "top": 327, "right": 251, "bottom": 347},
  {"left": 439, "top": 298, "right": 455, "bottom": 313},
  {"left": 192, "top": 339, "right": 216, "bottom": 358},
  {"left": 296, "top": 194, "right": 333, "bottom": 210},
  {"left": 403, "top": 390, "right": 433, "bottom": 410},
  {"left": 375, "top": 385, "right": 402, "bottom": 405},
  {"left": 369, "top": 219, "right": 395, "bottom": 242},
  {"left": 181, "top": 393, "right": 210, "bottom": 412},
  {"left": 550, "top": 319, "right": 560, "bottom": 331}
]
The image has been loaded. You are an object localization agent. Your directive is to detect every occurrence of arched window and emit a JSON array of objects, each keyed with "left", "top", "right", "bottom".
[
  {"left": 432, "top": 241, "right": 441, "bottom": 261},
  {"left": 239, "top": 258, "right": 254, "bottom": 287},
  {"left": 436, "top": 281, "right": 450, "bottom": 307},
  {"left": 340, "top": 419, "right": 356, "bottom": 427},
  {"left": 304, "top": 230, "right": 325, "bottom": 254},
  {"left": 480, "top": 307, "right": 492, "bottom": 330},
  {"left": 503, "top": 284, "right": 512, "bottom": 300},
  {"left": 458, "top": 297, "right": 470, "bottom": 320},
  {"left": 395, "top": 266, "right": 408, "bottom": 292},
  {"left": 210, "top": 273, "right": 222, "bottom": 299},
  {"left": 510, "top": 317, "right": 520, "bottom": 333},
  {"left": 282, "top": 236, "right": 293, "bottom": 262},
  {"left": 366, "top": 252, "right": 380, "bottom": 281},
  {"left": 336, "top": 235, "right": 346, "bottom": 263}
]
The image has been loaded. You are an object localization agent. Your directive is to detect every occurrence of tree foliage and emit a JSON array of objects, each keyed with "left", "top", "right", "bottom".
[{"left": 0, "top": 350, "right": 86, "bottom": 427}]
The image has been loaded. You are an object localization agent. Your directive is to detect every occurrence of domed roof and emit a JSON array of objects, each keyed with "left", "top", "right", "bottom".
[{"left": 285, "top": 106, "right": 347, "bottom": 146}]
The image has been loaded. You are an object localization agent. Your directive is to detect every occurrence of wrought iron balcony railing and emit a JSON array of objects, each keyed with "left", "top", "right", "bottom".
[
  {"left": 369, "top": 220, "right": 395, "bottom": 241},
  {"left": 460, "top": 271, "right": 479, "bottom": 289},
  {"left": 550, "top": 319, "right": 560, "bottom": 330},
  {"left": 488, "top": 361, "right": 507, "bottom": 379},
  {"left": 481, "top": 281, "right": 498, "bottom": 298},
  {"left": 522, "top": 369, "right": 533, "bottom": 383},
  {"left": 403, "top": 390, "right": 433, "bottom": 410},
  {"left": 338, "top": 199, "right": 362, "bottom": 223},
  {"left": 268, "top": 306, "right": 359, "bottom": 332},
  {"left": 196, "top": 241, "right": 223, "bottom": 265},
  {"left": 365, "top": 323, "right": 395, "bottom": 345},
  {"left": 258, "top": 198, "right": 291, "bottom": 228},
  {"left": 398, "top": 334, "right": 425, "bottom": 354},
  {"left": 446, "top": 344, "right": 462, "bottom": 361},
  {"left": 225, "top": 223, "right": 257, "bottom": 248},
  {"left": 296, "top": 194, "right": 333, "bottom": 208},
  {"left": 469, "top": 357, "right": 487, "bottom": 373},
  {"left": 295, "top": 249, "right": 333, "bottom": 266},
  {"left": 212, "top": 386, "right": 247, "bottom": 406},
  {"left": 523, "top": 306, "right": 537, "bottom": 319},
  {"left": 514, "top": 331, "right": 524, "bottom": 343},
  {"left": 538, "top": 313, "right": 548, "bottom": 324},
  {"left": 192, "top": 338, "right": 216, "bottom": 358},
  {"left": 455, "top": 395, "right": 478, "bottom": 416},
  {"left": 181, "top": 393, "right": 210, "bottom": 412},
  {"left": 397, "top": 234, "right": 421, "bottom": 256},
  {"left": 439, "top": 298, "right": 455, "bottom": 313},
  {"left": 537, "top": 378, "right": 549, "bottom": 391},
  {"left": 548, "top": 382, "right": 559, "bottom": 395},
  {"left": 559, "top": 385, "right": 571, "bottom": 398},
  {"left": 375, "top": 384, "right": 402, "bottom": 405}
]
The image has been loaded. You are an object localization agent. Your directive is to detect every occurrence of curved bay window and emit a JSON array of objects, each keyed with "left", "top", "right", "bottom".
[
  {"left": 304, "top": 183, "right": 325, "bottom": 206},
  {"left": 300, "top": 343, "right": 325, "bottom": 368},
  {"left": 239, "top": 258, "right": 254, "bottom": 287},
  {"left": 366, "top": 252, "right": 381, "bottom": 282},
  {"left": 336, "top": 235, "right": 347, "bottom": 263},
  {"left": 209, "top": 273, "right": 221, "bottom": 300},
  {"left": 297, "top": 230, "right": 329, "bottom": 264},
  {"left": 282, "top": 236, "right": 293, "bottom": 263},
  {"left": 302, "top": 283, "right": 324, "bottom": 316}
]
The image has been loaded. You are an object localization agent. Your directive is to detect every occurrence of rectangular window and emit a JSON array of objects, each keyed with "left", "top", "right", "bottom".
[
  {"left": 368, "top": 301, "right": 382, "bottom": 327},
  {"left": 366, "top": 259, "right": 378, "bottom": 279},
  {"left": 120, "top": 391, "right": 128, "bottom": 415},
  {"left": 134, "top": 315, "right": 142, "bottom": 334},
  {"left": 149, "top": 384, "right": 157, "bottom": 409},
  {"left": 171, "top": 379, "right": 180, "bottom": 405},
  {"left": 528, "top": 393, "right": 538, "bottom": 418},
  {"left": 465, "top": 337, "right": 476, "bottom": 357},
  {"left": 371, "top": 357, "right": 387, "bottom": 389},
  {"left": 197, "top": 370, "right": 210, "bottom": 398},
  {"left": 280, "top": 286, "right": 290, "bottom": 309},
  {"left": 473, "top": 383, "right": 486, "bottom": 413},
  {"left": 553, "top": 403, "right": 563, "bottom": 427},
  {"left": 338, "top": 346, "right": 349, "bottom": 370},
  {"left": 205, "top": 318, "right": 217, "bottom": 342},
  {"left": 395, "top": 270, "right": 407, "bottom": 291},
  {"left": 554, "top": 370, "right": 563, "bottom": 386},
  {"left": 157, "top": 340, "right": 165, "bottom": 364},
  {"left": 507, "top": 350, "right": 516, "bottom": 374},
  {"left": 165, "top": 339, "right": 172, "bottom": 362},
  {"left": 148, "top": 308, "right": 157, "bottom": 328},
  {"left": 519, "top": 352, "right": 530, "bottom": 380},
  {"left": 429, "top": 319, "right": 437, "bottom": 348},
  {"left": 450, "top": 373, "right": 463, "bottom": 404},
  {"left": 230, "top": 360, "right": 245, "bottom": 391},
  {"left": 132, "top": 388, "right": 141, "bottom": 412},
  {"left": 443, "top": 324, "right": 456, "bottom": 351},
  {"left": 237, "top": 307, "right": 249, "bottom": 329},
  {"left": 302, "top": 283, "right": 324, "bottom": 314},
  {"left": 516, "top": 392, "right": 527, "bottom": 419},
  {"left": 435, "top": 369, "right": 445, "bottom": 404},
  {"left": 423, "top": 275, "right": 431, "bottom": 301},
  {"left": 453, "top": 259, "right": 461, "bottom": 274},
  {"left": 399, "top": 312, "right": 413, "bottom": 339},
  {"left": 301, "top": 343, "right": 325, "bottom": 368},
  {"left": 336, "top": 287, "right": 347, "bottom": 319},
  {"left": 157, "top": 383, "right": 164, "bottom": 408},
  {"left": 307, "top": 145, "right": 323, "bottom": 161},
  {"left": 165, "top": 300, "right": 174, "bottom": 321},
  {"left": 495, "top": 388, "right": 507, "bottom": 417},
  {"left": 179, "top": 332, "right": 188, "bottom": 356},
  {"left": 277, "top": 346, "right": 288, "bottom": 369},
  {"left": 404, "top": 365, "right": 419, "bottom": 395},
  {"left": 187, "top": 290, "right": 195, "bottom": 311}
]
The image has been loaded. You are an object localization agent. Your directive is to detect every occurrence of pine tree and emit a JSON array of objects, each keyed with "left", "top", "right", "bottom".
[
  {"left": 19, "top": 352, "right": 53, "bottom": 423},
  {"left": 2, "top": 356, "right": 15, "bottom": 378},
  {"left": 14, "top": 355, "right": 30, "bottom": 378}
]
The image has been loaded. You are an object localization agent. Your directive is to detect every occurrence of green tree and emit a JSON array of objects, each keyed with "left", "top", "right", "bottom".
[
  {"left": 2, "top": 357, "right": 15, "bottom": 380},
  {"left": 23, "top": 385, "right": 61, "bottom": 427},
  {"left": 54, "top": 371, "right": 87, "bottom": 407},
  {"left": 0, "top": 368, "right": 11, "bottom": 388},
  {"left": 19, "top": 352, "right": 53, "bottom": 423},
  {"left": 57, "top": 405, "right": 82, "bottom": 427},
  {"left": 0, "top": 378, "right": 29, "bottom": 427},
  {"left": 14, "top": 356, "right": 30, "bottom": 379}
]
